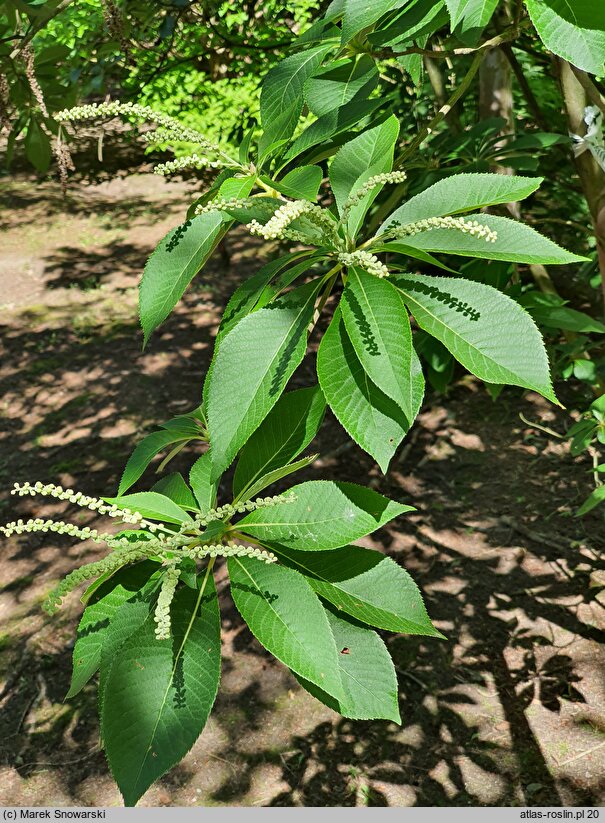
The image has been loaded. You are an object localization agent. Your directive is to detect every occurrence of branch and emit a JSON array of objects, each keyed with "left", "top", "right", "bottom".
[
  {"left": 198, "top": 11, "right": 294, "bottom": 51},
  {"left": 569, "top": 63, "right": 605, "bottom": 119},
  {"left": 424, "top": 54, "right": 462, "bottom": 133},
  {"left": 396, "top": 50, "right": 484, "bottom": 167},
  {"left": 372, "top": 20, "right": 530, "bottom": 61},
  {"left": 501, "top": 44, "right": 549, "bottom": 131},
  {"left": 9, "top": 0, "right": 75, "bottom": 59}
]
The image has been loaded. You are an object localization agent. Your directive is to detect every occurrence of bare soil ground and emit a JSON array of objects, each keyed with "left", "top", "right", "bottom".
[{"left": 1, "top": 164, "right": 605, "bottom": 807}]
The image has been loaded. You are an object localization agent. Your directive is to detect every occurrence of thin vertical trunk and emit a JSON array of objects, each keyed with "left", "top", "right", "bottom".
[
  {"left": 557, "top": 58, "right": 605, "bottom": 318},
  {"left": 424, "top": 55, "right": 462, "bottom": 134},
  {"left": 479, "top": 46, "right": 521, "bottom": 218}
]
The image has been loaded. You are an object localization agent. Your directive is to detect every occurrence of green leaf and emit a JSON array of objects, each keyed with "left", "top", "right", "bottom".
[
  {"left": 379, "top": 174, "right": 543, "bottom": 232},
  {"left": 271, "top": 166, "right": 323, "bottom": 201},
  {"left": 392, "top": 273, "right": 558, "bottom": 403},
  {"left": 524, "top": 0, "right": 605, "bottom": 75},
  {"left": 25, "top": 118, "right": 51, "bottom": 172},
  {"left": 273, "top": 544, "right": 442, "bottom": 636},
  {"left": 98, "top": 574, "right": 164, "bottom": 710},
  {"left": 207, "top": 279, "right": 322, "bottom": 481},
  {"left": 341, "top": 267, "right": 423, "bottom": 421},
  {"left": 239, "top": 455, "right": 319, "bottom": 503},
  {"left": 317, "top": 308, "right": 420, "bottom": 471},
  {"left": 238, "top": 480, "right": 413, "bottom": 550},
  {"left": 208, "top": 249, "right": 323, "bottom": 422},
  {"left": 216, "top": 174, "right": 256, "bottom": 201},
  {"left": 444, "top": 0, "right": 499, "bottom": 32},
  {"left": 103, "top": 492, "right": 190, "bottom": 524},
  {"left": 151, "top": 473, "right": 198, "bottom": 510},
  {"left": 293, "top": 606, "right": 401, "bottom": 722},
  {"left": 101, "top": 578, "right": 221, "bottom": 806},
  {"left": 567, "top": 419, "right": 597, "bottom": 456},
  {"left": 228, "top": 557, "right": 344, "bottom": 701},
  {"left": 67, "top": 563, "right": 160, "bottom": 699},
  {"left": 385, "top": 214, "right": 588, "bottom": 265},
  {"left": 330, "top": 115, "right": 400, "bottom": 237},
  {"left": 160, "top": 415, "right": 204, "bottom": 435},
  {"left": 285, "top": 96, "right": 383, "bottom": 162},
  {"left": 373, "top": 242, "right": 456, "bottom": 272},
  {"left": 258, "top": 111, "right": 300, "bottom": 160},
  {"left": 370, "top": 0, "right": 448, "bottom": 47},
  {"left": 214, "top": 198, "right": 280, "bottom": 226},
  {"left": 303, "top": 56, "right": 378, "bottom": 117},
  {"left": 573, "top": 359, "right": 597, "bottom": 382},
  {"left": 217, "top": 251, "right": 317, "bottom": 343},
  {"left": 397, "top": 53, "right": 423, "bottom": 84},
  {"left": 189, "top": 451, "right": 217, "bottom": 513},
  {"left": 577, "top": 485, "right": 605, "bottom": 516},
  {"left": 256, "top": 255, "right": 326, "bottom": 308},
  {"left": 139, "top": 213, "right": 225, "bottom": 344},
  {"left": 528, "top": 306, "right": 605, "bottom": 334},
  {"left": 260, "top": 44, "right": 333, "bottom": 136},
  {"left": 119, "top": 430, "right": 193, "bottom": 496},
  {"left": 233, "top": 386, "right": 326, "bottom": 498},
  {"left": 341, "top": 0, "right": 407, "bottom": 44},
  {"left": 36, "top": 44, "right": 71, "bottom": 64}
]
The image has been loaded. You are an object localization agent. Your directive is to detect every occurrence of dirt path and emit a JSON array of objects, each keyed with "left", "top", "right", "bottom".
[{"left": 1, "top": 169, "right": 605, "bottom": 807}]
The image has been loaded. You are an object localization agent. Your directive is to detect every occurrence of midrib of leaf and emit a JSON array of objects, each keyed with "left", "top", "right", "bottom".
[
  {"left": 458, "top": 0, "right": 494, "bottom": 27},
  {"left": 306, "top": 60, "right": 359, "bottom": 111},
  {"left": 555, "top": 0, "right": 580, "bottom": 27},
  {"left": 231, "top": 557, "right": 315, "bottom": 665},
  {"left": 336, "top": 62, "right": 360, "bottom": 108},
  {"left": 149, "top": 224, "right": 222, "bottom": 326},
  {"left": 265, "top": 46, "right": 331, "bottom": 119},
  {"left": 362, "top": 367, "right": 385, "bottom": 433},
  {"left": 331, "top": 59, "right": 369, "bottom": 110},
  {"left": 230, "top": 288, "right": 318, "bottom": 443},
  {"left": 343, "top": 666, "right": 384, "bottom": 701},
  {"left": 350, "top": 272, "right": 408, "bottom": 406},
  {"left": 243, "top": 513, "right": 351, "bottom": 530},
  {"left": 212, "top": 287, "right": 319, "bottom": 477},
  {"left": 130, "top": 562, "right": 215, "bottom": 793},
  {"left": 272, "top": 548, "right": 369, "bottom": 599},
  {"left": 272, "top": 547, "right": 422, "bottom": 628},
  {"left": 395, "top": 283, "right": 548, "bottom": 389}
]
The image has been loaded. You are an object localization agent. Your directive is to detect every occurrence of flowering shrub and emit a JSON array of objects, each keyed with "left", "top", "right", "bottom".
[{"left": 3, "top": 5, "right": 591, "bottom": 807}]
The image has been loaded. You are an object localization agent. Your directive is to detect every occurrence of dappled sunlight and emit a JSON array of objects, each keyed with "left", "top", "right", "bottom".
[{"left": 2, "top": 169, "right": 605, "bottom": 806}]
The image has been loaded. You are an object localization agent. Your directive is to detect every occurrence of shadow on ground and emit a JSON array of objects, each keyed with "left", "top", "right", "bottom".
[{"left": 1, "top": 168, "right": 605, "bottom": 807}]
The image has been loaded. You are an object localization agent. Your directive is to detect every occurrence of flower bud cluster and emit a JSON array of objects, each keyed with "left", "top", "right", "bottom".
[
  {"left": 44, "top": 545, "right": 153, "bottom": 615},
  {"left": 388, "top": 216, "right": 498, "bottom": 243},
  {"left": 248, "top": 200, "right": 338, "bottom": 245},
  {"left": 247, "top": 200, "right": 308, "bottom": 239},
  {"left": 153, "top": 154, "right": 224, "bottom": 175},
  {"left": 141, "top": 126, "right": 214, "bottom": 146},
  {"left": 154, "top": 566, "right": 181, "bottom": 640},
  {"left": 55, "top": 101, "right": 216, "bottom": 149},
  {"left": 338, "top": 251, "right": 390, "bottom": 279},
  {"left": 12, "top": 482, "right": 145, "bottom": 525},
  {"left": 194, "top": 197, "right": 255, "bottom": 216},
  {"left": 341, "top": 171, "right": 407, "bottom": 223},
  {"left": 188, "top": 492, "right": 297, "bottom": 530},
  {"left": 5, "top": 483, "right": 296, "bottom": 620},
  {"left": 181, "top": 542, "right": 277, "bottom": 564},
  {"left": 1, "top": 517, "right": 109, "bottom": 542}
]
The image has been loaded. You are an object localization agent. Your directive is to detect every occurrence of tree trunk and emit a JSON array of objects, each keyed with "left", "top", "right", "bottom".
[
  {"left": 557, "top": 58, "right": 605, "bottom": 317},
  {"left": 479, "top": 46, "right": 521, "bottom": 218},
  {"left": 424, "top": 55, "right": 461, "bottom": 134}
]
